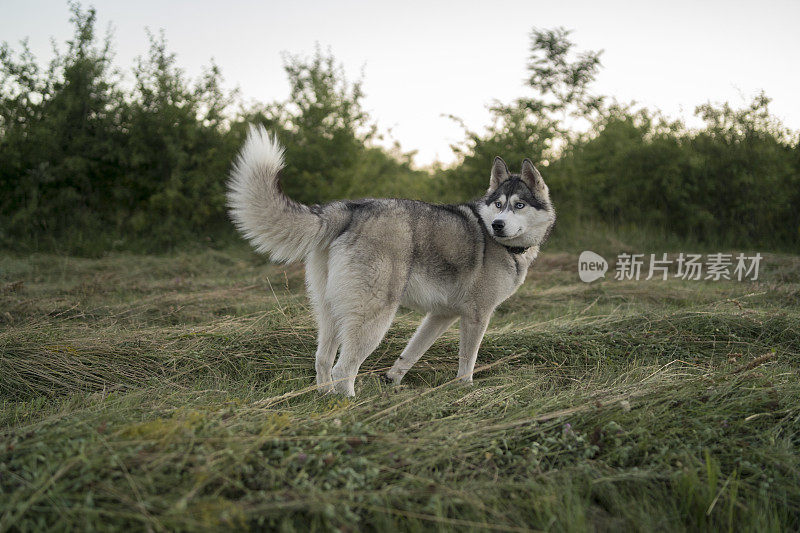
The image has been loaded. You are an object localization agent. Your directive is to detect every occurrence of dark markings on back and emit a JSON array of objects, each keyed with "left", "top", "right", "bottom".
[
  {"left": 435, "top": 204, "right": 471, "bottom": 224},
  {"left": 486, "top": 176, "right": 546, "bottom": 210},
  {"left": 416, "top": 203, "right": 479, "bottom": 278},
  {"left": 344, "top": 200, "right": 378, "bottom": 211},
  {"left": 334, "top": 200, "right": 379, "bottom": 240},
  {"left": 436, "top": 203, "right": 486, "bottom": 241},
  {"left": 332, "top": 199, "right": 491, "bottom": 266}
]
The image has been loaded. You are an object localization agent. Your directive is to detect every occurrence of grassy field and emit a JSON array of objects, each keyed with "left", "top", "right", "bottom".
[{"left": 1, "top": 246, "right": 799, "bottom": 531}]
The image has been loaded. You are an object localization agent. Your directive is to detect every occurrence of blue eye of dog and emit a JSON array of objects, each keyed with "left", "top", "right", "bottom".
[
  {"left": 514, "top": 202, "right": 525, "bottom": 209},
  {"left": 494, "top": 201, "right": 502, "bottom": 208}
]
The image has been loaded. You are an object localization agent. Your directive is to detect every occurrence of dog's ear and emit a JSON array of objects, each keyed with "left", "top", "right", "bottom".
[
  {"left": 521, "top": 159, "right": 549, "bottom": 200},
  {"left": 489, "top": 157, "right": 510, "bottom": 191}
]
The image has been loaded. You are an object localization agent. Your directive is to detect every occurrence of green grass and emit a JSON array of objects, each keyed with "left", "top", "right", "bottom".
[{"left": 1, "top": 246, "right": 799, "bottom": 531}]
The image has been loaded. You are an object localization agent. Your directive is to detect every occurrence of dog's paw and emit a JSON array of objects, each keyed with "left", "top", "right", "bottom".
[
  {"left": 379, "top": 372, "right": 407, "bottom": 395},
  {"left": 332, "top": 380, "right": 356, "bottom": 397},
  {"left": 456, "top": 375, "right": 474, "bottom": 387},
  {"left": 316, "top": 374, "right": 335, "bottom": 395},
  {"left": 317, "top": 383, "right": 335, "bottom": 395},
  {"left": 384, "top": 369, "right": 405, "bottom": 385}
]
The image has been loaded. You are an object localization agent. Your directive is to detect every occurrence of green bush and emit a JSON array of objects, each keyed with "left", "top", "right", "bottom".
[{"left": 551, "top": 98, "right": 800, "bottom": 249}]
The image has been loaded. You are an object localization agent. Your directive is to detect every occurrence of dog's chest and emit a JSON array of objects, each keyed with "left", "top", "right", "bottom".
[
  {"left": 497, "top": 256, "right": 529, "bottom": 301},
  {"left": 502, "top": 250, "right": 537, "bottom": 299}
]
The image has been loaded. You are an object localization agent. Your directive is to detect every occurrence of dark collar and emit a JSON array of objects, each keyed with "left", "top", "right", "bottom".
[{"left": 505, "top": 246, "right": 529, "bottom": 255}]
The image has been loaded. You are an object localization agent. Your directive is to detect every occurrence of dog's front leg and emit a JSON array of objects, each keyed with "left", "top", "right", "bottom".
[
  {"left": 386, "top": 313, "right": 457, "bottom": 384},
  {"left": 456, "top": 314, "right": 491, "bottom": 383}
]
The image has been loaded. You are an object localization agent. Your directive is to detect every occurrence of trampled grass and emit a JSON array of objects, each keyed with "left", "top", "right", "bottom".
[{"left": 1, "top": 247, "right": 799, "bottom": 531}]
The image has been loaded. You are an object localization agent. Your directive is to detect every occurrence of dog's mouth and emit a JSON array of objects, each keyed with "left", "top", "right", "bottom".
[{"left": 493, "top": 228, "right": 523, "bottom": 239}]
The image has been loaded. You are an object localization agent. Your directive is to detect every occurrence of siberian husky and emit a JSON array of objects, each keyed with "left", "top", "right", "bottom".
[{"left": 227, "top": 126, "right": 556, "bottom": 396}]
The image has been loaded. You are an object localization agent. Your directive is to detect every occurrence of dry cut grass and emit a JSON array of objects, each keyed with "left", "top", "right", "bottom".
[{"left": 1, "top": 247, "right": 799, "bottom": 531}]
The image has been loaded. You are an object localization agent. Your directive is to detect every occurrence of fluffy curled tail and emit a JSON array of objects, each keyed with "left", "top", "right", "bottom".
[{"left": 227, "top": 125, "right": 335, "bottom": 263}]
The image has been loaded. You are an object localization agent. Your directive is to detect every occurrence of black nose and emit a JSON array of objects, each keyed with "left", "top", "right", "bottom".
[{"left": 491, "top": 220, "right": 505, "bottom": 232}]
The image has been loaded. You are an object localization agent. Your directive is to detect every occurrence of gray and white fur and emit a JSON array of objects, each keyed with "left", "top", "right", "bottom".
[{"left": 228, "top": 126, "right": 556, "bottom": 396}]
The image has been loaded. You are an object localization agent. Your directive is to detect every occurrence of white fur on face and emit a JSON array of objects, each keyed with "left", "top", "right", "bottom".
[{"left": 478, "top": 193, "right": 555, "bottom": 249}]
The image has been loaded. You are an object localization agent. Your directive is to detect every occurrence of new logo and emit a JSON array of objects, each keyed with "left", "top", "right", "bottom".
[{"left": 579, "top": 251, "right": 608, "bottom": 283}]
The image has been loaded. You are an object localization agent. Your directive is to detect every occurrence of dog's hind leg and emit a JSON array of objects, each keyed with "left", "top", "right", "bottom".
[
  {"left": 327, "top": 249, "right": 406, "bottom": 396},
  {"left": 306, "top": 250, "right": 339, "bottom": 394},
  {"left": 385, "top": 314, "right": 457, "bottom": 385},
  {"left": 331, "top": 305, "right": 398, "bottom": 396},
  {"left": 313, "top": 304, "right": 339, "bottom": 394}
]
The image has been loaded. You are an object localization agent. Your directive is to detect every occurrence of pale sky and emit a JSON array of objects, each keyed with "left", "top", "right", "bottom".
[{"left": 3, "top": 0, "right": 799, "bottom": 167}]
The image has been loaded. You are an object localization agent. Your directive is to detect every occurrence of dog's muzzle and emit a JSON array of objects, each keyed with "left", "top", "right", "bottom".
[{"left": 491, "top": 220, "right": 505, "bottom": 236}]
